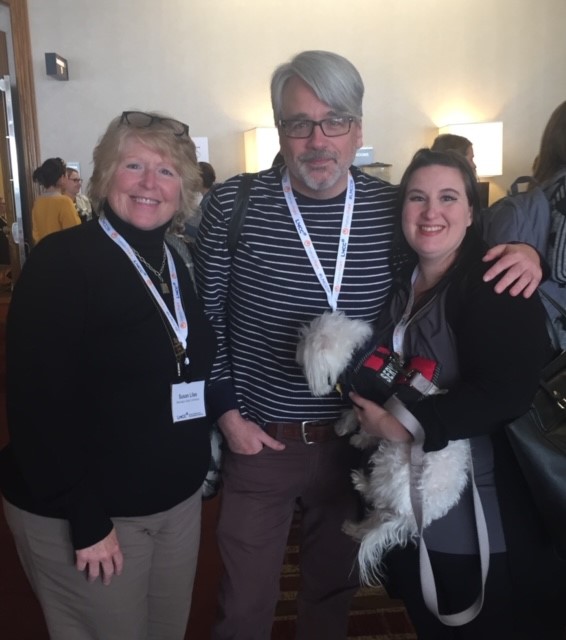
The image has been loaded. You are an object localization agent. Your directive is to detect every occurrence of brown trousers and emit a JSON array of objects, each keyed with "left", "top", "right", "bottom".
[
  {"left": 212, "top": 436, "right": 361, "bottom": 640},
  {"left": 4, "top": 490, "right": 202, "bottom": 640}
]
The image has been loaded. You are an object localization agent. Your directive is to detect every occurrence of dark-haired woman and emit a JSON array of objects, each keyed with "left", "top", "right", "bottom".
[
  {"left": 31, "top": 157, "right": 81, "bottom": 244},
  {"left": 351, "top": 149, "right": 566, "bottom": 639}
]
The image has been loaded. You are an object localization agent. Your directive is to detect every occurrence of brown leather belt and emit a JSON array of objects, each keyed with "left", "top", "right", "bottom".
[{"left": 263, "top": 421, "right": 340, "bottom": 445}]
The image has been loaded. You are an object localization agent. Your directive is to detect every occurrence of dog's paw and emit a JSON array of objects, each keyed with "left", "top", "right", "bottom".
[
  {"left": 351, "top": 469, "right": 371, "bottom": 494},
  {"left": 350, "top": 431, "right": 380, "bottom": 450},
  {"left": 342, "top": 519, "right": 365, "bottom": 541},
  {"left": 334, "top": 409, "right": 358, "bottom": 436}
]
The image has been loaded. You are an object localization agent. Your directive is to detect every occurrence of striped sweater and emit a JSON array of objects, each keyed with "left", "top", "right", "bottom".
[{"left": 194, "top": 166, "right": 398, "bottom": 425}]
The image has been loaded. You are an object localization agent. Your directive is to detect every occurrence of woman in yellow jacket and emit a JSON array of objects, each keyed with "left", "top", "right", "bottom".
[{"left": 32, "top": 157, "right": 81, "bottom": 245}]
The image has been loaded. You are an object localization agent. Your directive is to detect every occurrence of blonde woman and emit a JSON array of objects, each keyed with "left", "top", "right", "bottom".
[{"left": 1, "top": 112, "right": 216, "bottom": 640}]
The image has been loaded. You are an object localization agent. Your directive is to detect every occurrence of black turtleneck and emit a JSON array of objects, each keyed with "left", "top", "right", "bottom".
[
  {"left": 103, "top": 201, "right": 169, "bottom": 265},
  {"left": 102, "top": 203, "right": 177, "bottom": 312},
  {"left": 1, "top": 205, "right": 217, "bottom": 549}
]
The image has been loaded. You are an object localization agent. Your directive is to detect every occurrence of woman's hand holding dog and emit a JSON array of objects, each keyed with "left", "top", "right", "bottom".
[
  {"left": 217, "top": 409, "right": 286, "bottom": 454},
  {"left": 349, "top": 392, "right": 413, "bottom": 443}
]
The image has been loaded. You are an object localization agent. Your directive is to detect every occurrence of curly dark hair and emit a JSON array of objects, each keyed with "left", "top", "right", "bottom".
[{"left": 32, "top": 157, "right": 66, "bottom": 189}]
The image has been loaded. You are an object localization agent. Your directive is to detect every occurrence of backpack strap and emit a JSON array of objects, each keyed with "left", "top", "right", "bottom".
[
  {"left": 539, "top": 288, "right": 566, "bottom": 321},
  {"left": 165, "top": 232, "right": 196, "bottom": 288},
  {"left": 508, "top": 175, "right": 537, "bottom": 196},
  {"left": 227, "top": 172, "right": 255, "bottom": 257}
]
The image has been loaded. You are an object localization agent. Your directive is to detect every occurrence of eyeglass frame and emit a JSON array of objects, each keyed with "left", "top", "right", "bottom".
[
  {"left": 277, "top": 116, "right": 356, "bottom": 139},
  {"left": 120, "top": 111, "right": 190, "bottom": 138},
  {"left": 68, "top": 177, "right": 82, "bottom": 183}
]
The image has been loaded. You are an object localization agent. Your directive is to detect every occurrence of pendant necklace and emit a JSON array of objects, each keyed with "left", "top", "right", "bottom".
[{"left": 132, "top": 244, "right": 170, "bottom": 294}]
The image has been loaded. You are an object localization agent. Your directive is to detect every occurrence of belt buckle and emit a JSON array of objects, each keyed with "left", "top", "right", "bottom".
[{"left": 300, "top": 420, "right": 317, "bottom": 445}]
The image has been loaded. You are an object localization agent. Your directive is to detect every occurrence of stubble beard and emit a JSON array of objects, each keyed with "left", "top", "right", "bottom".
[{"left": 295, "top": 153, "right": 346, "bottom": 195}]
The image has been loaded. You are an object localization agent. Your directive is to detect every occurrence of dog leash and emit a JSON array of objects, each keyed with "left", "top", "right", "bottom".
[{"left": 384, "top": 395, "right": 490, "bottom": 626}]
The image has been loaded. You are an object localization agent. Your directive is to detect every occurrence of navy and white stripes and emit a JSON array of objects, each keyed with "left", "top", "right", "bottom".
[{"left": 195, "top": 167, "right": 398, "bottom": 425}]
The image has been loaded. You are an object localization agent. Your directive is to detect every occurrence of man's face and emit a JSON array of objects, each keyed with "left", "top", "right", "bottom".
[
  {"left": 66, "top": 171, "right": 82, "bottom": 197},
  {"left": 278, "top": 76, "right": 362, "bottom": 200}
]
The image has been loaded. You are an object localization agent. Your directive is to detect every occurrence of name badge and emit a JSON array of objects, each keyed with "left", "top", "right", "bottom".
[{"left": 171, "top": 380, "right": 206, "bottom": 423}]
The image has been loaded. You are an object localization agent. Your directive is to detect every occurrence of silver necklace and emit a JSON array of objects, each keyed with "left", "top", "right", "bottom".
[{"left": 133, "top": 244, "right": 170, "bottom": 294}]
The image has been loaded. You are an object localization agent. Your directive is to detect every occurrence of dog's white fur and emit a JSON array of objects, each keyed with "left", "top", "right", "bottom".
[
  {"left": 346, "top": 438, "right": 470, "bottom": 584},
  {"left": 296, "top": 311, "right": 373, "bottom": 397},
  {"left": 297, "top": 311, "right": 470, "bottom": 585}
]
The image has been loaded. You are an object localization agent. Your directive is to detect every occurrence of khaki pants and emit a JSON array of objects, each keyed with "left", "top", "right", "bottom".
[{"left": 3, "top": 491, "right": 202, "bottom": 640}]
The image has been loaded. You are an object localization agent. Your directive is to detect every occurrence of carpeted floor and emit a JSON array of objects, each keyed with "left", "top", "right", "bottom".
[
  {"left": 0, "top": 494, "right": 417, "bottom": 640},
  {"left": 271, "top": 516, "right": 417, "bottom": 640},
  {"left": 0, "top": 294, "right": 416, "bottom": 639}
]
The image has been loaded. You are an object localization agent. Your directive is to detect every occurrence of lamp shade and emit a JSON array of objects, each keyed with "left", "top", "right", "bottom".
[
  {"left": 438, "top": 121, "right": 503, "bottom": 177},
  {"left": 244, "top": 127, "right": 280, "bottom": 172}
]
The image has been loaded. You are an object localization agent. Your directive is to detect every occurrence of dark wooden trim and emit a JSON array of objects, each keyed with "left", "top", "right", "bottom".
[
  {"left": 0, "top": 31, "right": 9, "bottom": 76},
  {"left": 2, "top": 0, "right": 40, "bottom": 218}
]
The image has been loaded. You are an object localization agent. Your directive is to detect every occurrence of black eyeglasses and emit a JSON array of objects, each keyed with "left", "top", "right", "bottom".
[
  {"left": 278, "top": 116, "right": 355, "bottom": 139},
  {"left": 120, "top": 111, "right": 189, "bottom": 137}
]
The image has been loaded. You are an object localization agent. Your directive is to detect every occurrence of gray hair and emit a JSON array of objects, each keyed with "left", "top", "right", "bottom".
[{"left": 270, "top": 50, "right": 364, "bottom": 123}]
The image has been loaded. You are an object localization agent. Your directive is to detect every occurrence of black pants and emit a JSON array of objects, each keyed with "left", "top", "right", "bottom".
[{"left": 383, "top": 545, "right": 564, "bottom": 640}]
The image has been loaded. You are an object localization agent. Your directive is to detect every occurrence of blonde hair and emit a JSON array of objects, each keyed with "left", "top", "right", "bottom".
[{"left": 88, "top": 111, "right": 201, "bottom": 228}]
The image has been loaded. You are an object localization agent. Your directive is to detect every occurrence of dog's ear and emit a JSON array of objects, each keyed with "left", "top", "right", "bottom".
[{"left": 296, "top": 311, "right": 374, "bottom": 397}]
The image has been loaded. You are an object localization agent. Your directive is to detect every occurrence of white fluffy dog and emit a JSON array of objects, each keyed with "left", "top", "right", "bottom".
[{"left": 296, "top": 311, "right": 471, "bottom": 585}]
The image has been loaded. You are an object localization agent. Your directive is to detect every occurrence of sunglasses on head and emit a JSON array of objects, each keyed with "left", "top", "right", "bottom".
[{"left": 120, "top": 111, "right": 189, "bottom": 137}]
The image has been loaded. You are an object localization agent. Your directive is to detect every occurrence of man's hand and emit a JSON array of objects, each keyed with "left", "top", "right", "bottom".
[
  {"left": 218, "top": 409, "right": 285, "bottom": 454},
  {"left": 483, "top": 243, "right": 542, "bottom": 298},
  {"left": 75, "top": 527, "right": 123, "bottom": 586}
]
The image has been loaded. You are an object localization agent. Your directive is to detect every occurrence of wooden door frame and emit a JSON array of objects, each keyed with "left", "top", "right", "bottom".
[{"left": 1, "top": 0, "right": 40, "bottom": 220}]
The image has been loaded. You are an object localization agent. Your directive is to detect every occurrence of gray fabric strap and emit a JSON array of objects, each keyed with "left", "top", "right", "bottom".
[
  {"left": 540, "top": 287, "right": 566, "bottom": 320},
  {"left": 384, "top": 395, "right": 490, "bottom": 626}
]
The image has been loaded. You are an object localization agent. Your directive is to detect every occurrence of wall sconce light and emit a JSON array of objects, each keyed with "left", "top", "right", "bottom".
[
  {"left": 45, "top": 53, "right": 69, "bottom": 81},
  {"left": 244, "top": 127, "right": 280, "bottom": 172},
  {"left": 438, "top": 121, "right": 503, "bottom": 178}
]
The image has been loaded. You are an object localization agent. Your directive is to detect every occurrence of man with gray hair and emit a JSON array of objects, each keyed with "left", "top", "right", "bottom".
[{"left": 195, "top": 50, "right": 542, "bottom": 639}]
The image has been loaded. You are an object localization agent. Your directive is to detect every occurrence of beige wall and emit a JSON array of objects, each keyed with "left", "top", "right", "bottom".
[{"left": 27, "top": 0, "right": 566, "bottom": 202}]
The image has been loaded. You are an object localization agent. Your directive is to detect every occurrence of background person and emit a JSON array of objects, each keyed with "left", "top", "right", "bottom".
[
  {"left": 184, "top": 160, "right": 218, "bottom": 242},
  {"left": 198, "top": 161, "right": 217, "bottom": 202},
  {"left": 195, "top": 50, "right": 544, "bottom": 640},
  {"left": 350, "top": 149, "right": 566, "bottom": 639},
  {"left": 0, "top": 110, "right": 216, "bottom": 640},
  {"left": 63, "top": 166, "right": 94, "bottom": 222},
  {"left": 31, "top": 157, "right": 81, "bottom": 244},
  {"left": 431, "top": 133, "right": 492, "bottom": 209},
  {"left": 431, "top": 133, "right": 476, "bottom": 174},
  {"left": 532, "top": 101, "right": 566, "bottom": 346},
  {"left": 483, "top": 101, "right": 566, "bottom": 351},
  {"left": 533, "top": 100, "right": 566, "bottom": 187}
]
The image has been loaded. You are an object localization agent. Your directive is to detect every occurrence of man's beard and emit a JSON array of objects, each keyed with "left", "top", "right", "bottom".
[{"left": 295, "top": 150, "right": 346, "bottom": 194}]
